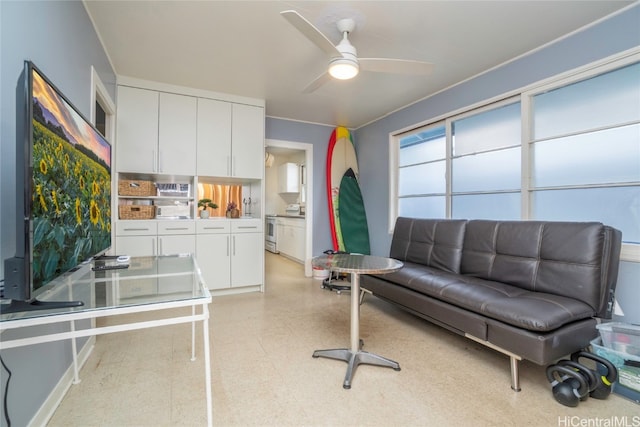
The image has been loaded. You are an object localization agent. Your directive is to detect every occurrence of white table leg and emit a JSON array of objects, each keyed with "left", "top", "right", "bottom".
[
  {"left": 70, "top": 320, "right": 81, "bottom": 384},
  {"left": 203, "top": 303, "right": 213, "bottom": 427},
  {"left": 191, "top": 305, "right": 196, "bottom": 361}
]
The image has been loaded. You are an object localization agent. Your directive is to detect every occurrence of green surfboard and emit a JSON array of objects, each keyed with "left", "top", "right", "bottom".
[{"left": 338, "top": 168, "right": 370, "bottom": 255}]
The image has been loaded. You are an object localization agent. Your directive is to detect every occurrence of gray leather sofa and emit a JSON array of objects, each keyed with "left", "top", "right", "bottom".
[{"left": 361, "top": 217, "right": 622, "bottom": 391}]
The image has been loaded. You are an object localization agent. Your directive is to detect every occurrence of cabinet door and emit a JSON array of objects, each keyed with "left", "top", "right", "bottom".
[
  {"left": 231, "top": 232, "right": 263, "bottom": 287},
  {"left": 231, "top": 104, "right": 264, "bottom": 179},
  {"left": 116, "top": 86, "right": 159, "bottom": 173},
  {"left": 278, "top": 163, "right": 300, "bottom": 193},
  {"left": 158, "top": 234, "right": 196, "bottom": 256},
  {"left": 197, "top": 98, "right": 232, "bottom": 177},
  {"left": 291, "top": 225, "right": 305, "bottom": 262},
  {"left": 196, "top": 234, "right": 231, "bottom": 290},
  {"left": 278, "top": 224, "right": 291, "bottom": 258},
  {"left": 116, "top": 235, "right": 156, "bottom": 257},
  {"left": 158, "top": 93, "right": 197, "bottom": 175}
]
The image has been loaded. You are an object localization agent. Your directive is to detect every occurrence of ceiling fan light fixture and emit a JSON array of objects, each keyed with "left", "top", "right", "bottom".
[{"left": 329, "top": 58, "right": 359, "bottom": 80}]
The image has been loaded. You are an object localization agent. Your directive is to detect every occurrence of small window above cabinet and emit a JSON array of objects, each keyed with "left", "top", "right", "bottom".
[{"left": 278, "top": 162, "right": 300, "bottom": 194}]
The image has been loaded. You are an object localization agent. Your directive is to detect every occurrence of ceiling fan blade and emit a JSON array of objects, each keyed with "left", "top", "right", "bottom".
[
  {"left": 281, "top": 10, "right": 341, "bottom": 57},
  {"left": 359, "top": 58, "right": 434, "bottom": 75},
  {"left": 302, "top": 72, "right": 332, "bottom": 93}
]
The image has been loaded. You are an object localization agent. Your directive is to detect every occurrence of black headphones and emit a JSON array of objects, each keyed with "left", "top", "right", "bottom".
[
  {"left": 570, "top": 351, "right": 618, "bottom": 400},
  {"left": 546, "top": 364, "right": 590, "bottom": 407}
]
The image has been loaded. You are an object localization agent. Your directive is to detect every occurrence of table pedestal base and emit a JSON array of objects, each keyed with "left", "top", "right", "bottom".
[{"left": 312, "top": 347, "right": 401, "bottom": 389}]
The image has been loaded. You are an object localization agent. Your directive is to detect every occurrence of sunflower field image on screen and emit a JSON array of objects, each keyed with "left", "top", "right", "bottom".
[{"left": 30, "top": 67, "right": 112, "bottom": 292}]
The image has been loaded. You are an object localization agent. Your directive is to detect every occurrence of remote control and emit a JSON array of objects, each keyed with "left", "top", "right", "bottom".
[{"left": 92, "top": 264, "right": 129, "bottom": 271}]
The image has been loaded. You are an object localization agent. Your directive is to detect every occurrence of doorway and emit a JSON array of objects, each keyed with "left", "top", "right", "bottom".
[{"left": 265, "top": 139, "right": 313, "bottom": 277}]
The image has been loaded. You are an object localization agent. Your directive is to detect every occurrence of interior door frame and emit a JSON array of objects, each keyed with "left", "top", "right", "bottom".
[{"left": 265, "top": 139, "right": 313, "bottom": 277}]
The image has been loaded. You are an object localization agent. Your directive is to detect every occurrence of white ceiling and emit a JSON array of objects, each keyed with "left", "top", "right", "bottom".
[{"left": 84, "top": 1, "right": 634, "bottom": 129}]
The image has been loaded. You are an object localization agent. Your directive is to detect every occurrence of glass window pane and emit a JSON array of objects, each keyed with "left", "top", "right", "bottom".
[
  {"left": 453, "top": 102, "right": 521, "bottom": 156},
  {"left": 532, "top": 124, "right": 640, "bottom": 188},
  {"left": 452, "top": 147, "right": 521, "bottom": 192},
  {"left": 531, "top": 186, "right": 640, "bottom": 244},
  {"left": 534, "top": 62, "right": 640, "bottom": 139},
  {"left": 399, "top": 196, "right": 445, "bottom": 219},
  {"left": 399, "top": 126, "right": 445, "bottom": 166},
  {"left": 399, "top": 160, "right": 445, "bottom": 196},
  {"left": 451, "top": 193, "right": 521, "bottom": 220}
]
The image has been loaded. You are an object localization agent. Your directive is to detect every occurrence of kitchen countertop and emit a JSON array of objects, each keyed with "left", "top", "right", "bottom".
[{"left": 266, "top": 214, "right": 306, "bottom": 219}]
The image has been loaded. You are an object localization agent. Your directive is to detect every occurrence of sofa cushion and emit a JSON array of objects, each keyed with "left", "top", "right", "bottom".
[
  {"left": 375, "top": 261, "right": 595, "bottom": 332},
  {"left": 461, "top": 220, "right": 611, "bottom": 313},
  {"left": 390, "top": 217, "right": 467, "bottom": 273}
]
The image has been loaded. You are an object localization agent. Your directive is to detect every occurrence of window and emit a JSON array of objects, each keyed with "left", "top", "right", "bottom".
[
  {"left": 451, "top": 101, "right": 521, "bottom": 220},
  {"left": 90, "top": 66, "right": 115, "bottom": 142},
  {"left": 391, "top": 53, "right": 640, "bottom": 255},
  {"left": 95, "top": 99, "right": 107, "bottom": 137},
  {"left": 529, "top": 61, "right": 640, "bottom": 244},
  {"left": 397, "top": 125, "right": 446, "bottom": 218}
]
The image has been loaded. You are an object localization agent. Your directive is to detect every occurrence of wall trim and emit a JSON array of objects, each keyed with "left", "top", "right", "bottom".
[{"left": 28, "top": 336, "right": 96, "bottom": 427}]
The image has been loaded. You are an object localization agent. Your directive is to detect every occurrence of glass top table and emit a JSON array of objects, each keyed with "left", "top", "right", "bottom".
[
  {"left": 0, "top": 254, "right": 213, "bottom": 426},
  {"left": 1, "top": 254, "right": 209, "bottom": 321},
  {"left": 311, "top": 254, "right": 403, "bottom": 389}
]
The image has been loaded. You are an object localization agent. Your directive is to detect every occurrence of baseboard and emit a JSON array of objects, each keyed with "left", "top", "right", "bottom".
[
  {"left": 210, "top": 285, "right": 262, "bottom": 297},
  {"left": 27, "top": 336, "right": 96, "bottom": 427}
]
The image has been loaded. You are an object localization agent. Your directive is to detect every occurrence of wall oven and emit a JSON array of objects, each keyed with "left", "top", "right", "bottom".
[{"left": 265, "top": 216, "right": 279, "bottom": 253}]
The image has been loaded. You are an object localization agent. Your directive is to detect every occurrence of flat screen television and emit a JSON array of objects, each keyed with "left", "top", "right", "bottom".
[{"left": 2, "top": 61, "right": 112, "bottom": 314}]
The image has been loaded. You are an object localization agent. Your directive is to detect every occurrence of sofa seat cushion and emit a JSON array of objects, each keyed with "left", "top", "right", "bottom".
[{"left": 371, "top": 261, "right": 596, "bottom": 332}]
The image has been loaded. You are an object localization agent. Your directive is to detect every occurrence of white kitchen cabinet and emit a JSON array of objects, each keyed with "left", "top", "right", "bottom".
[
  {"left": 116, "top": 235, "right": 157, "bottom": 257},
  {"left": 196, "top": 101, "right": 263, "bottom": 179},
  {"left": 197, "top": 98, "right": 232, "bottom": 177},
  {"left": 276, "top": 218, "right": 305, "bottom": 262},
  {"left": 196, "top": 220, "right": 231, "bottom": 290},
  {"left": 116, "top": 220, "right": 195, "bottom": 257},
  {"left": 115, "top": 78, "right": 265, "bottom": 295},
  {"left": 116, "top": 86, "right": 197, "bottom": 175},
  {"left": 278, "top": 162, "right": 300, "bottom": 193},
  {"left": 196, "top": 233, "right": 230, "bottom": 290},
  {"left": 158, "top": 92, "right": 197, "bottom": 175},
  {"left": 158, "top": 234, "right": 196, "bottom": 256},
  {"left": 231, "top": 104, "right": 264, "bottom": 179},
  {"left": 230, "top": 221, "right": 263, "bottom": 288},
  {"left": 116, "top": 86, "right": 158, "bottom": 174},
  {"left": 195, "top": 219, "right": 263, "bottom": 291}
]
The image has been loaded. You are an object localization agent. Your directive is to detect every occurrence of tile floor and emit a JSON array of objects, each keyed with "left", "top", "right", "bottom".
[{"left": 48, "top": 252, "right": 638, "bottom": 426}]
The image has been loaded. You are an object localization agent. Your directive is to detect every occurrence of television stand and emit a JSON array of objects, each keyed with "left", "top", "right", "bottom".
[{"left": 0, "top": 298, "right": 84, "bottom": 315}]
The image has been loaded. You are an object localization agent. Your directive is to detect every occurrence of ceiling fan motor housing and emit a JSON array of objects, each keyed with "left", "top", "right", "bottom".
[
  {"left": 329, "top": 27, "right": 359, "bottom": 79},
  {"left": 329, "top": 44, "right": 359, "bottom": 79}
]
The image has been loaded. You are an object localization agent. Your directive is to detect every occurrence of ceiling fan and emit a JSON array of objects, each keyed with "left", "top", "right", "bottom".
[{"left": 281, "top": 10, "right": 434, "bottom": 93}]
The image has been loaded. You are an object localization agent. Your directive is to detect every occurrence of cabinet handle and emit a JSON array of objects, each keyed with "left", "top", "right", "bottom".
[
  {"left": 226, "top": 236, "right": 230, "bottom": 257},
  {"left": 236, "top": 226, "right": 257, "bottom": 229},
  {"left": 152, "top": 237, "right": 156, "bottom": 256},
  {"left": 204, "top": 226, "right": 225, "bottom": 230},
  {"left": 165, "top": 227, "right": 189, "bottom": 231},
  {"left": 124, "top": 227, "right": 151, "bottom": 232},
  {"left": 159, "top": 237, "right": 163, "bottom": 254}
]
